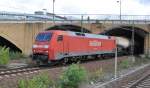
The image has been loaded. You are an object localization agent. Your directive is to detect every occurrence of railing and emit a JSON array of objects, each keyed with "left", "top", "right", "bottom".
[
  {"left": 58, "top": 14, "right": 150, "bottom": 21},
  {"left": 0, "top": 12, "right": 150, "bottom": 22}
]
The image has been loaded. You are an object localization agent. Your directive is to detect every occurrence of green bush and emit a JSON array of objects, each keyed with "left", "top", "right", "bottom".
[
  {"left": 18, "top": 73, "right": 54, "bottom": 88},
  {"left": 0, "top": 47, "right": 10, "bottom": 65},
  {"left": 9, "top": 52, "right": 25, "bottom": 60},
  {"left": 59, "top": 64, "right": 87, "bottom": 88},
  {"left": 18, "top": 80, "right": 26, "bottom": 88}
]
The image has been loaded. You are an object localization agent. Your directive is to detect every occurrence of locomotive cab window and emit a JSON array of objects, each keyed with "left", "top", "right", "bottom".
[
  {"left": 36, "top": 33, "right": 52, "bottom": 41},
  {"left": 57, "top": 35, "right": 63, "bottom": 41}
]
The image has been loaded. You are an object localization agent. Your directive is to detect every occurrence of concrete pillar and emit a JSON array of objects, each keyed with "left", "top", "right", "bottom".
[{"left": 144, "top": 34, "right": 149, "bottom": 55}]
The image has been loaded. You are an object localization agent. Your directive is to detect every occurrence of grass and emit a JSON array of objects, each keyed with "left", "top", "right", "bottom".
[
  {"left": 119, "top": 59, "right": 131, "bottom": 69},
  {"left": 0, "top": 47, "right": 10, "bottom": 65},
  {"left": 18, "top": 72, "right": 54, "bottom": 88},
  {"left": 88, "top": 68, "right": 104, "bottom": 83},
  {"left": 9, "top": 51, "right": 26, "bottom": 60}
]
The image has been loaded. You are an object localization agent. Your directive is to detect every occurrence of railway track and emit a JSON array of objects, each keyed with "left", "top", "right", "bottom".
[
  {"left": 0, "top": 55, "right": 128, "bottom": 80},
  {"left": 128, "top": 72, "right": 150, "bottom": 88},
  {"left": 0, "top": 62, "right": 65, "bottom": 79},
  {"left": 0, "top": 66, "right": 43, "bottom": 79}
]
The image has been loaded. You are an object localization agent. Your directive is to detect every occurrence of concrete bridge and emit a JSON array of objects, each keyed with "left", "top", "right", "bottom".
[{"left": 0, "top": 20, "right": 150, "bottom": 55}]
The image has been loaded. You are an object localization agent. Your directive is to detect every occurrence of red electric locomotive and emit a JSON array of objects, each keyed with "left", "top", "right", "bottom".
[{"left": 32, "top": 30, "right": 116, "bottom": 64}]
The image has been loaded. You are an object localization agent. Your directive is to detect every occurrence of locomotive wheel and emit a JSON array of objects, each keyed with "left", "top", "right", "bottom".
[
  {"left": 47, "top": 61, "right": 58, "bottom": 66},
  {"left": 101, "top": 54, "right": 105, "bottom": 59},
  {"left": 62, "top": 58, "right": 68, "bottom": 65},
  {"left": 36, "top": 61, "right": 43, "bottom": 66},
  {"left": 36, "top": 60, "right": 49, "bottom": 66}
]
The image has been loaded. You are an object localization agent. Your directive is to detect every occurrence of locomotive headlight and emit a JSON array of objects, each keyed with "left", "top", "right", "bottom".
[
  {"left": 33, "top": 45, "right": 38, "bottom": 48},
  {"left": 43, "top": 45, "right": 49, "bottom": 48}
]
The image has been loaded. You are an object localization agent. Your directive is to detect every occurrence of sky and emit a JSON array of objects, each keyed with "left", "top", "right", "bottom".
[{"left": 0, "top": 0, "right": 150, "bottom": 15}]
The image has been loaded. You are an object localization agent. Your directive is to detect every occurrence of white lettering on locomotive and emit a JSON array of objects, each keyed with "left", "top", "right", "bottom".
[{"left": 89, "top": 41, "right": 102, "bottom": 46}]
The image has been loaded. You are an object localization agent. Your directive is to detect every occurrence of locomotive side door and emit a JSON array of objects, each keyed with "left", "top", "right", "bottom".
[
  {"left": 57, "top": 35, "right": 69, "bottom": 59},
  {"left": 57, "top": 35, "right": 64, "bottom": 59},
  {"left": 63, "top": 35, "right": 69, "bottom": 56}
]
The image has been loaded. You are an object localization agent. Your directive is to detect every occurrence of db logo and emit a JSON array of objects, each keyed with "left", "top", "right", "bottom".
[{"left": 89, "top": 41, "right": 102, "bottom": 46}]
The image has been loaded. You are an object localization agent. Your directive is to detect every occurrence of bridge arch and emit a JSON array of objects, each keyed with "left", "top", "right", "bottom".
[
  {"left": 0, "top": 36, "right": 22, "bottom": 53},
  {"left": 102, "top": 26, "right": 148, "bottom": 55}
]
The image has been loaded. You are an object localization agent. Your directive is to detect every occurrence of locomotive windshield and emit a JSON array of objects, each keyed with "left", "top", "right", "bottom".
[{"left": 36, "top": 33, "right": 52, "bottom": 41}]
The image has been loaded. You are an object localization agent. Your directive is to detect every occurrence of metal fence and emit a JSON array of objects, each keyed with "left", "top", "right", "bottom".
[{"left": 1, "top": 12, "right": 150, "bottom": 22}]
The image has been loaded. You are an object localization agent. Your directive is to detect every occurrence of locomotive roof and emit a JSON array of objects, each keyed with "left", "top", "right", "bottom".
[{"left": 40, "top": 30, "right": 115, "bottom": 40}]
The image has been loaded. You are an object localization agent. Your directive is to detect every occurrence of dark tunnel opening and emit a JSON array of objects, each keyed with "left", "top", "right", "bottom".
[
  {"left": 46, "top": 24, "right": 91, "bottom": 33},
  {"left": 102, "top": 26, "right": 148, "bottom": 55},
  {"left": 0, "top": 36, "right": 22, "bottom": 53}
]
